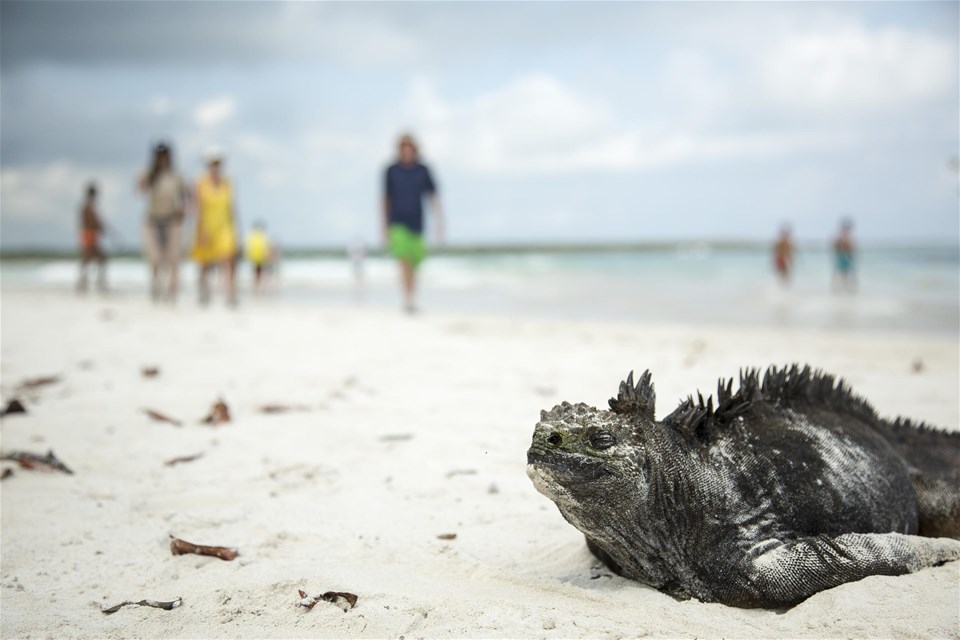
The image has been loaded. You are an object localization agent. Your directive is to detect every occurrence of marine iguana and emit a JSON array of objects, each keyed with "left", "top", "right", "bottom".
[{"left": 526, "top": 365, "right": 960, "bottom": 608}]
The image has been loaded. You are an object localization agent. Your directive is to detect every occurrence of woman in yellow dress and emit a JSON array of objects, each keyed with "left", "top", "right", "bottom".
[{"left": 192, "top": 151, "right": 238, "bottom": 305}]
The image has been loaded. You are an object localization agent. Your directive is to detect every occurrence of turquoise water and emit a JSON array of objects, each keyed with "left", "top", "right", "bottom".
[{"left": 2, "top": 246, "right": 957, "bottom": 335}]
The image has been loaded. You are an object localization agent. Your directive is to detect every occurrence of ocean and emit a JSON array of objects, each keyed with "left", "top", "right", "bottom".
[{"left": 2, "top": 245, "right": 957, "bottom": 335}]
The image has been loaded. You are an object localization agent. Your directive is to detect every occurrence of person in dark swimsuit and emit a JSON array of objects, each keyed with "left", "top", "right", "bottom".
[
  {"left": 772, "top": 224, "right": 795, "bottom": 286},
  {"left": 832, "top": 218, "right": 856, "bottom": 293},
  {"left": 77, "top": 182, "right": 107, "bottom": 293}
]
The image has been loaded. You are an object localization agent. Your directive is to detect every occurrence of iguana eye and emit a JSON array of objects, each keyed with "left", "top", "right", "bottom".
[{"left": 589, "top": 431, "right": 616, "bottom": 450}]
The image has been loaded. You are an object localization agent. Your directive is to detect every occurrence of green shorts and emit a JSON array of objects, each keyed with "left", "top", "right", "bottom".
[{"left": 388, "top": 225, "right": 426, "bottom": 267}]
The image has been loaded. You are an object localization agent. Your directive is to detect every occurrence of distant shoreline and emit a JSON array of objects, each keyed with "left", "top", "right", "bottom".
[{"left": 2, "top": 240, "right": 958, "bottom": 261}]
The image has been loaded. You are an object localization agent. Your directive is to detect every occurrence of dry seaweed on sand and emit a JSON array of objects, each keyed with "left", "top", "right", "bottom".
[
  {"left": 142, "top": 367, "right": 160, "bottom": 378},
  {"left": 163, "top": 452, "right": 203, "bottom": 467},
  {"left": 258, "top": 404, "right": 310, "bottom": 414},
  {"left": 201, "top": 398, "right": 231, "bottom": 425},
  {"left": 378, "top": 433, "right": 413, "bottom": 442},
  {"left": 445, "top": 469, "right": 477, "bottom": 478},
  {"left": 143, "top": 408, "right": 182, "bottom": 427},
  {"left": 169, "top": 535, "right": 238, "bottom": 561},
  {"left": 0, "top": 399, "right": 27, "bottom": 417},
  {"left": 296, "top": 590, "right": 358, "bottom": 612},
  {"left": 17, "top": 375, "right": 61, "bottom": 390},
  {"left": 0, "top": 449, "right": 73, "bottom": 474},
  {"left": 1, "top": 468, "right": 14, "bottom": 480},
  {"left": 100, "top": 597, "right": 182, "bottom": 614}
]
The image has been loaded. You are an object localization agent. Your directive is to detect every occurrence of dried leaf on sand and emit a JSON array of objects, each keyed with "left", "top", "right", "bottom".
[
  {"left": 201, "top": 399, "right": 231, "bottom": 425},
  {"left": 17, "top": 375, "right": 61, "bottom": 390},
  {"left": 296, "top": 589, "right": 358, "bottom": 612},
  {"left": 0, "top": 449, "right": 73, "bottom": 474},
  {"left": 0, "top": 399, "right": 27, "bottom": 417},
  {"left": 163, "top": 452, "right": 203, "bottom": 467},
  {"left": 100, "top": 597, "right": 182, "bottom": 614},
  {"left": 258, "top": 404, "right": 310, "bottom": 414},
  {"left": 143, "top": 409, "right": 182, "bottom": 427},
  {"left": 378, "top": 433, "right": 413, "bottom": 442}
]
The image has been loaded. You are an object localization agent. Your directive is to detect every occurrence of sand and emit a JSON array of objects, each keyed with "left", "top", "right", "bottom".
[{"left": 1, "top": 289, "right": 958, "bottom": 639}]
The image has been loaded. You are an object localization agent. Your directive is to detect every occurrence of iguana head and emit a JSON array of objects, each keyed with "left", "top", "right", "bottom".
[{"left": 526, "top": 371, "right": 657, "bottom": 508}]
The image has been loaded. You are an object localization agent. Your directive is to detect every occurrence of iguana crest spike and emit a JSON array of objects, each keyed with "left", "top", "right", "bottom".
[{"left": 608, "top": 370, "right": 656, "bottom": 420}]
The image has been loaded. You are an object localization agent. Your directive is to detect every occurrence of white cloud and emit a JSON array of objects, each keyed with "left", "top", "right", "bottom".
[
  {"left": 193, "top": 95, "right": 237, "bottom": 128},
  {"left": 759, "top": 24, "right": 955, "bottom": 111},
  {"left": 232, "top": 128, "right": 384, "bottom": 193},
  {"left": 401, "top": 75, "right": 848, "bottom": 175},
  {"left": 0, "top": 162, "right": 123, "bottom": 223},
  {"left": 404, "top": 74, "right": 615, "bottom": 173},
  {"left": 0, "top": 162, "right": 127, "bottom": 232}
]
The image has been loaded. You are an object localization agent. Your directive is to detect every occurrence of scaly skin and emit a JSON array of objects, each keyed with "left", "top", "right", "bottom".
[{"left": 527, "top": 366, "right": 960, "bottom": 608}]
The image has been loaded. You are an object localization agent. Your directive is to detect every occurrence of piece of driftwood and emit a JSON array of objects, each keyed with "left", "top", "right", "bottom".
[
  {"left": 201, "top": 399, "right": 231, "bottom": 425},
  {"left": 163, "top": 453, "right": 203, "bottom": 467},
  {"left": 436, "top": 533, "right": 457, "bottom": 540},
  {"left": 296, "top": 590, "right": 358, "bottom": 612},
  {"left": 142, "top": 367, "right": 160, "bottom": 378},
  {"left": 100, "top": 597, "right": 182, "bottom": 614},
  {"left": 0, "top": 450, "right": 73, "bottom": 474},
  {"left": 18, "top": 375, "right": 61, "bottom": 390},
  {"left": 169, "top": 535, "right": 238, "bottom": 561},
  {"left": 143, "top": 409, "right": 182, "bottom": 427},
  {"left": 0, "top": 399, "right": 27, "bottom": 417}
]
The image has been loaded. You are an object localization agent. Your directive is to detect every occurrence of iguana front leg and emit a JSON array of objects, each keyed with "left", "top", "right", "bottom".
[{"left": 741, "top": 533, "right": 960, "bottom": 608}]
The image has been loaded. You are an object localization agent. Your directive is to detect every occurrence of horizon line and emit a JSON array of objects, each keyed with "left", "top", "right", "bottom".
[{"left": 2, "top": 239, "right": 958, "bottom": 260}]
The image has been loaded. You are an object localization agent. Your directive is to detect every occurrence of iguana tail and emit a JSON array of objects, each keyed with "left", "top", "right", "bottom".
[{"left": 878, "top": 418, "right": 960, "bottom": 538}]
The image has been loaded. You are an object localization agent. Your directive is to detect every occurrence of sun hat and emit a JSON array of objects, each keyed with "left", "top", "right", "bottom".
[{"left": 205, "top": 146, "right": 224, "bottom": 164}]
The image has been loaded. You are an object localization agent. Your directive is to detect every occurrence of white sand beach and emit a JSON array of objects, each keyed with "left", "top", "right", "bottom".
[{"left": 1, "top": 289, "right": 958, "bottom": 639}]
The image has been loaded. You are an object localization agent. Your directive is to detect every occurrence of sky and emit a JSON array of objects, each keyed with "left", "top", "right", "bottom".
[{"left": 1, "top": 1, "right": 958, "bottom": 249}]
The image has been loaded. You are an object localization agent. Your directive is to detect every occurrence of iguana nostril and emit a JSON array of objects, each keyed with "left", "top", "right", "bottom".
[{"left": 547, "top": 432, "right": 562, "bottom": 446}]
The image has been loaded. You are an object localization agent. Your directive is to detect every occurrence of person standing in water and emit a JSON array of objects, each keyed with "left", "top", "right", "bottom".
[
  {"left": 77, "top": 182, "right": 107, "bottom": 293},
  {"left": 138, "top": 142, "right": 188, "bottom": 303},
  {"left": 382, "top": 133, "right": 445, "bottom": 313},
  {"left": 192, "top": 150, "right": 238, "bottom": 306},
  {"left": 832, "top": 218, "right": 857, "bottom": 293},
  {"left": 245, "top": 221, "right": 273, "bottom": 293},
  {"left": 772, "top": 224, "right": 795, "bottom": 286}
]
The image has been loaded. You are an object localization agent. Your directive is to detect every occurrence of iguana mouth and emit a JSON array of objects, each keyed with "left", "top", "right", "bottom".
[{"left": 527, "top": 447, "right": 612, "bottom": 482}]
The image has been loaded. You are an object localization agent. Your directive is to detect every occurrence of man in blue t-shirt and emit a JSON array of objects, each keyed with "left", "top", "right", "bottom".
[{"left": 382, "top": 133, "right": 445, "bottom": 313}]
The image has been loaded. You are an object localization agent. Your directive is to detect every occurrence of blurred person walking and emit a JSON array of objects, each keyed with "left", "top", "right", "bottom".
[
  {"left": 138, "top": 142, "right": 188, "bottom": 303},
  {"left": 382, "top": 133, "right": 445, "bottom": 313},
  {"left": 245, "top": 221, "right": 273, "bottom": 293},
  {"left": 772, "top": 224, "right": 795, "bottom": 286},
  {"left": 832, "top": 218, "right": 857, "bottom": 293},
  {"left": 192, "top": 150, "right": 239, "bottom": 306},
  {"left": 77, "top": 182, "right": 107, "bottom": 293}
]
